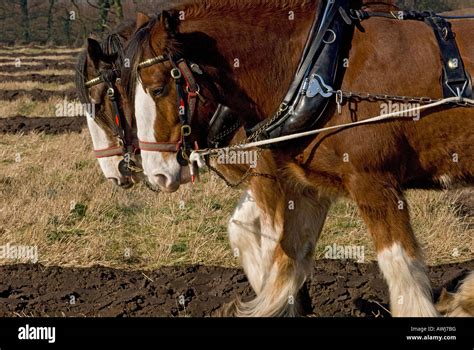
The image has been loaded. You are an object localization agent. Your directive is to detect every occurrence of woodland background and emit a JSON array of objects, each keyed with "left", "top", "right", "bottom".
[{"left": 0, "top": 0, "right": 473, "bottom": 46}]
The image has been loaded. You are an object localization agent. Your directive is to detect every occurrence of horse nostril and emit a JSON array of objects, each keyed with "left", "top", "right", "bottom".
[
  {"left": 108, "top": 177, "right": 120, "bottom": 186},
  {"left": 152, "top": 174, "right": 168, "bottom": 187}
]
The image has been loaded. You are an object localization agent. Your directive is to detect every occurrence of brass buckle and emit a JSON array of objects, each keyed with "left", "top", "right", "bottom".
[{"left": 181, "top": 125, "right": 192, "bottom": 137}]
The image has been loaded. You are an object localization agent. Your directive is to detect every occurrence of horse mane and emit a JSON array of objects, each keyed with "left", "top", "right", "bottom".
[
  {"left": 75, "top": 21, "right": 135, "bottom": 132},
  {"left": 122, "top": 0, "right": 398, "bottom": 111},
  {"left": 177, "top": 0, "right": 396, "bottom": 18},
  {"left": 75, "top": 21, "right": 133, "bottom": 104},
  {"left": 122, "top": 14, "right": 183, "bottom": 110}
]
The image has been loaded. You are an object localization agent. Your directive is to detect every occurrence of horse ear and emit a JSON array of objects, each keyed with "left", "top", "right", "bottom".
[
  {"left": 87, "top": 38, "right": 104, "bottom": 64},
  {"left": 135, "top": 12, "right": 150, "bottom": 30},
  {"left": 160, "top": 10, "right": 180, "bottom": 35}
]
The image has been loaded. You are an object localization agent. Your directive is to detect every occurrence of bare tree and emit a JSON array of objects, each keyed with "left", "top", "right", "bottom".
[
  {"left": 46, "top": 0, "right": 55, "bottom": 43},
  {"left": 19, "top": 0, "right": 30, "bottom": 42},
  {"left": 114, "top": 0, "right": 123, "bottom": 20}
]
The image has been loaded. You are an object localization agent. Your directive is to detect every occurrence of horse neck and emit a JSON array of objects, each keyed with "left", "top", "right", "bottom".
[{"left": 178, "top": 1, "right": 319, "bottom": 122}]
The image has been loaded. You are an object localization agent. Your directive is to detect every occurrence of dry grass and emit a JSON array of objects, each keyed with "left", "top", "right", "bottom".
[
  {"left": 0, "top": 81, "right": 75, "bottom": 91},
  {"left": 316, "top": 191, "right": 473, "bottom": 265},
  {"left": 1, "top": 133, "right": 472, "bottom": 270},
  {"left": 0, "top": 97, "right": 79, "bottom": 118},
  {"left": 0, "top": 69, "right": 74, "bottom": 77}
]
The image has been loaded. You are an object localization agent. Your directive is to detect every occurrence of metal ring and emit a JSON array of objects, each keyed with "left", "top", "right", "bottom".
[
  {"left": 107, "top": 88, "right": 115, "bottom": 97},
  {"left": 323, "top": 29, "right": 337, "bottom": 44},
  {"left": 186, "top": 84, "right": 200, "bottom": 94},
  {"left": 181, "top": 125, "right": 192, "bottom": 137},
  {"left": 171, "top": 68, "right": 182, "bottom": 80}
]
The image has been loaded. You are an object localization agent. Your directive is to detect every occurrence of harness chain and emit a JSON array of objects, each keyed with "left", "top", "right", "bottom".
[
  {"left": 204, "top": 105, "right": 292, "bottom": 187},
  {"left": 199, "top": 91, "right": 474, "bottom": 186}
]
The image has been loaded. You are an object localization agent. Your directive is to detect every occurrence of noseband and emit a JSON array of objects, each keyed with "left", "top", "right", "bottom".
[
  {"left": 137, "top": 54, "right": 206, "bottom": 166},
  {"left": 85, "top": 67, "right": 141, "bottom": 176}
]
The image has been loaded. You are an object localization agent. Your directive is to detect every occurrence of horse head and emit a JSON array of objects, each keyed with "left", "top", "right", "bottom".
[
  {"left": 76, "top": 20, "right": 146, "bottom": 189},
  {"left": 124, "top": 11, "right": 247, "bottom": 192}
]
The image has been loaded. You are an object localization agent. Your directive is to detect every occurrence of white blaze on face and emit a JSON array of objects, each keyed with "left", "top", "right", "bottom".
[
  {"left": 85, "top": 112, "right": 124, "bottom": 184},
  {"left": 134, "top": 79, "right": 182, "bottom": 191}
]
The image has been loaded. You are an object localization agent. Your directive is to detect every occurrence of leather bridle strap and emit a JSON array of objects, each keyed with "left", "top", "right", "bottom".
[
  {"left": 138, "top": 140, "right": 181, "bottom": 152},
  {"left": 86, "top": 69, "right": 140, "bottom": 159},
  {"left": 137, "top": 58, "right": 202, "bottom": 158},
  {"left": 93, "top": 146, "right": 124, "bottom": 158}
]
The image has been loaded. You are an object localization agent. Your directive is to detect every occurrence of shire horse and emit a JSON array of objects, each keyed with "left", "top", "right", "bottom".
[
  {"left": 124, "top": 0, "right": 473, "bottom": 316},
  {"left": 75, "top": 20, "right": 143, "bottom": 188}
]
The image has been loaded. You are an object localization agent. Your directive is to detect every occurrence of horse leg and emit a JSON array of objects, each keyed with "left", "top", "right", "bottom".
[
  {"left": 230, "top": 184, "right": 331, "bottom": 317},
  {"left": 227, "top": 189, "right": 265, "bottom": 294},
  {"left": 347, "top": 175, "right": 439, "bottom": 317}
]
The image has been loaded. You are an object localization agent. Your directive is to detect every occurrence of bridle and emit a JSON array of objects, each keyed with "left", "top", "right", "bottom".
[
  {"left": 85, "top": 66, "right": 141, "bottom": 176},
  {"left": 136, "top": 53, "right": 206, "bottom": 166}
]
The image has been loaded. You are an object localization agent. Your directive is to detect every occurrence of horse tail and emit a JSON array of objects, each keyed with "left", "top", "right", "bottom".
[{"left": 436, "top": 272, "right": 474, "bottom": 317}]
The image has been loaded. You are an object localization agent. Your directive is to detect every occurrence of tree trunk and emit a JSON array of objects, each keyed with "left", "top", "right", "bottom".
[
  {"left": 19, "top": 0, "right": 30, "bottom": 43},
  {"left": 97, "top": 0, "right": 111, "bottom": 32},
  {"left": 114, "top": 0, "right": 123, "bottom": 20},
  {"left": 63, "top": 9, "right": 71, "bottom": 45},
  {"left": 46, "top": 0, "right": 55, "bottom": 43}
]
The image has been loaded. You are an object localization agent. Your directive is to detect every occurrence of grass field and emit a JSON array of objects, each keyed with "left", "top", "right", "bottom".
[
  {"left": 0, "top": 46, "right": 472, "bottom": 270},
  {"left": 1, "top": 132, "right": 472, "bottom": 269}
]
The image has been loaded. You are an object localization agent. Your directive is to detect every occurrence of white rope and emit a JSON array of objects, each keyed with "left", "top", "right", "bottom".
[{"left": 190, "top": 96, "right": 473, "bottom": 162}]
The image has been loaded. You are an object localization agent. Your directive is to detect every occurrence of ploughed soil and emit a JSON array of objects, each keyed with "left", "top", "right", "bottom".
[
  {"left": 0, "top": 116, "right": 86, "bottom": 134},
  {"left": 0, "top": 89, "right": 76, "bottom": 101},
  {"left": 0, "top": 260, "right": 472, "bottom": 317},
  {"left": 0, "top": 62, "right": 75, "bottom": 73},
  {"left": 0, "top": 52, "right": 78, "bottom": 58},
  {"left": 0, "top": 74, "right": 75, "bottom": 84}
]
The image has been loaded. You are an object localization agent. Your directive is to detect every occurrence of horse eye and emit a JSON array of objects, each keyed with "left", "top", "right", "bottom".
[{"left": 151, "top": 87, "right": 164, "bottom": 97}]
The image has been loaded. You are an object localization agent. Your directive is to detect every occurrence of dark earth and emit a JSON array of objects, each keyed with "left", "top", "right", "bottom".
[
  {"left": 0, "top": 62, "right": 75, "bottom": 73},
  {"left": 0, "top": 116, "right": 86, "bottom": 134},
  {"left": 0, "top": 51, "right": 80, "bottom": 58},
  {"left": 0, "top": 74, "right": 75, "bottom": 84},
  {"left": 0, "top": 89, "right": 76, "bottom": 101},
  {"left": 0, "top": 260, "right": 472, "bottom": 317}
]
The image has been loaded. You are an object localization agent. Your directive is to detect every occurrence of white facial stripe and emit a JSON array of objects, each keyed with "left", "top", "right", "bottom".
[
  {"left": 85, "top": 112, "right": 124, "bottom": 181},
  {"left": 134, "top": 78, "right": 157, "bottom": 143},
  {"left": 134, "top": 78, "right": 183, "bottom": 189},
  {"left": 86, "top": 112, "right": 110, "bottom": 150}
]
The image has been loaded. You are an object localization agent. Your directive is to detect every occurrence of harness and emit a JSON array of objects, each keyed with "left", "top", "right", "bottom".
[
  {"left": 247, "top": 1, "right": 473, "bottom": 142},
  {"left": 136, "top": 55, "right": 206, "bottom": 166},
  {"left": 136, "top": 1, "right": 474, "bottom": 181},
  {"left": 85, "top": 67, "right": 141, "bottom": 176}
]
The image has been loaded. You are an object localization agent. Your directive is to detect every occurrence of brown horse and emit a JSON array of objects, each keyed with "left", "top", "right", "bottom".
[{"left": 124, "top": 0, "right": 473, "bottom": 316}]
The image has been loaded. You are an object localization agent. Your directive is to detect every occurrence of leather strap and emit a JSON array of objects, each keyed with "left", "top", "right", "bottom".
[
  {"left": 138, "top": 140, "right": 181, "bottom": 153},
  {"left": 94, "top": 146, "right": 124, "bottom": 158},
  {"left": 424, "top": 15, "right": 472, "bottom": 98}
]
